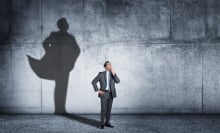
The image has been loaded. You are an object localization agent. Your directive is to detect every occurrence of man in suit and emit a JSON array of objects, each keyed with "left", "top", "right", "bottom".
[{"left": 91, "top": 61, "right": 120, "bottom": 129}]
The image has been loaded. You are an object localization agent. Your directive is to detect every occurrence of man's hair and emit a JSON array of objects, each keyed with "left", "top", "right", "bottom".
[{"left": 104, "top": 61, "right": 110, "bottom": 67}]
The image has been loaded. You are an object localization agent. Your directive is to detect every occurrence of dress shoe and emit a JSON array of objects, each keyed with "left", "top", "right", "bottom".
[
  {"left": 105, "top": 123, "right": 114, "bottom": 128},
  {"left": 100, "top": 125, "right": 104, "bottom": 129}
]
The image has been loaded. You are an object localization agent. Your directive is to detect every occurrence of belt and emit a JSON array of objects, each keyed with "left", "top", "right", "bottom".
[{"left": 103, "top": 90, "right": 110, "bottom": 92}]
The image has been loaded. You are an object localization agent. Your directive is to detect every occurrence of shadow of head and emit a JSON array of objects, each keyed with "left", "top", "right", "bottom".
[
  {"left": 57, "top": 17, "right": 69, "bottom": 32},
  {"left": 27, "top": 17, "right": 81, "bottom": 114}
]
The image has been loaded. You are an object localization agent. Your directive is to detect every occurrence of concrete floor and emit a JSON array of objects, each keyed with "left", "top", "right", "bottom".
[{"left": 0, "top": 115, "right": 220, "bottom": 133}]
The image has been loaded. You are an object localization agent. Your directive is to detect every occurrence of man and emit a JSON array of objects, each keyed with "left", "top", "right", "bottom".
[{"left": 91, "top": 61, "right": 120, "bottom": 129}]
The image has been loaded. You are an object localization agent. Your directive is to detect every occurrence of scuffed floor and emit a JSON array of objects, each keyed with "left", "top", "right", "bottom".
[{"left": 0, "top": 114, "right": 220, "bottom": 133}]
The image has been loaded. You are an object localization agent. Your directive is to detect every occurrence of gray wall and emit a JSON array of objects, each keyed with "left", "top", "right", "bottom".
[{"left": 0, "top": 0, "right": 220, "bottom": 114}]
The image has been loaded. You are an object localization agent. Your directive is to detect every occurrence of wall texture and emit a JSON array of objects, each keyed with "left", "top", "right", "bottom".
[{"left": 0, "top": 0, "right": 220, "bottom": 114}]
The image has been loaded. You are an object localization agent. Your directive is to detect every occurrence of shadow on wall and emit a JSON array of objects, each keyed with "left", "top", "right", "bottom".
[{"left": 27, "top": 17, "right": 80, "bottom": 114}]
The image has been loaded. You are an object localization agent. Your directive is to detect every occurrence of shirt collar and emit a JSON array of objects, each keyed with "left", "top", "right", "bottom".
[{"left": 106, "top": 70, "right": 110, "bottom": 73}]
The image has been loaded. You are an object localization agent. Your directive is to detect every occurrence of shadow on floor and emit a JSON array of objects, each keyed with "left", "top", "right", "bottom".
[{"left": 60, "top": 114, "right": 100, "bottom": 128}]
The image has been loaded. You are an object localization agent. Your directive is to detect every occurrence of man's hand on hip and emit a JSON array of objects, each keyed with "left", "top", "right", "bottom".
[{"left": 98, "top": 90, "right": 105, "bottom": 95}]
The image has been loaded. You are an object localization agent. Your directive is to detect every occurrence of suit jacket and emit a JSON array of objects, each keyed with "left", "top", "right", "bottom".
[{"left": 91, "top": 71, "right": 120, "bottom": 98}]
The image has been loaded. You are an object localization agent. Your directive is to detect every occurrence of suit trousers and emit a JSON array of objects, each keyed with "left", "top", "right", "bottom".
[{"left": 100, "top": 91, "right": 113, "bottom": 125}]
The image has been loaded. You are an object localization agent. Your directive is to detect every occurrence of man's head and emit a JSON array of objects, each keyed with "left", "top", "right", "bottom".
[
  {"left": 57, "top": 17, "right": 69, "bottom": 32},
  {"left": 104, "top": 61, "right": 112, "bottom": 71}
]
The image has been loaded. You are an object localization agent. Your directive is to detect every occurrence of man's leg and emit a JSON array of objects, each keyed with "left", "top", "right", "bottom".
[
  {"left": 100, "top": 93, "right": 108, "bottom": 126},
  {"left": 105, "top": 94, "right": 113, "bottom": 124}
]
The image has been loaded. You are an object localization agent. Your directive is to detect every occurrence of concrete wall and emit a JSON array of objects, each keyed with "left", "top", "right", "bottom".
[{"left": 0, "top": 0, "right": 220, "bottom": 114}]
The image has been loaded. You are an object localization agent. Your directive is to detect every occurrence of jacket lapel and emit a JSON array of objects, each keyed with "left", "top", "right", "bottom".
[
  {"left": 104, "top": 71, "right": 107, "bottom": 85},
  {"left": 109, "top": 72, "right": 112, "bottom": 82},
  {"left": 109, "top": 72, "right": 112, "bottom": 88}
]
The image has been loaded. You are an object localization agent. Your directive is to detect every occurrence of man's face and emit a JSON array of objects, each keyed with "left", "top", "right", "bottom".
[{"left": 105, "top": 63, "right": 112, "bottom": 71}]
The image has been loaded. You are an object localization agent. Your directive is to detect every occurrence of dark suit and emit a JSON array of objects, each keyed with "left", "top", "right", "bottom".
[{"left": 91, "top": 71, "right": 120, "bottom": 125}]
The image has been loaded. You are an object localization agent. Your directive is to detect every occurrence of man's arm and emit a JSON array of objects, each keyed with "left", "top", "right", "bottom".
[
  {"left": 113, "top": 73, "right": 120, "bottom": 83},
  {"left": 111, "top": 68, "right": 120, "bottom": 83},
  {"left": 91, "top": 72, "right": 101, "bottom": 91}
]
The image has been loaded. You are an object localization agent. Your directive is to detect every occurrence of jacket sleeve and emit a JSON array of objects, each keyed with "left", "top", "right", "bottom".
[
  {"left": 91, "top": 72, "right": 101, "bottom": 92},
  {"left": 113, "top": 73, "right": 120, "bottom": 83}
]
